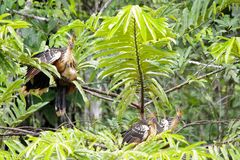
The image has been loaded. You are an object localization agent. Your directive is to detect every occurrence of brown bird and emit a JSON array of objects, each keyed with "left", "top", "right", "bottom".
[
  {"left": 23, "top": 37, "right": 77, "bottom": 116},
  {"left": 122, "top": 109, "right": 183, "bottom": 145},
  {"left": 122, "top": 116, "right": 159, "bottom": 145},
  {"left": 157, "top": 109, "right": 183, "bottom": 133}
]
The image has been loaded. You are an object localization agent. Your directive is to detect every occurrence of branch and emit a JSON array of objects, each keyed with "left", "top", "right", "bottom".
[
  {"left": 144, "top": 67, "right": 225, "bottom": 107},
  {"left": 205, "top": 138, "right": 240, "bottom": 148},
  {"left": 82, "top": 86, "right": 118, "bottom": 97},
  {"left": 176, "top": 120, "right": 230, "bottom": 133},
  {"left": 83, "top": 88, "right": 139, "bottom": 109},
  {"left": 189, "top": 60, "right": 223, "bottom": 69},
  {"left": 0, "top": 126, "right": 39, "bottom": 136},
  {"left": 0, "top": 133, "right": 28, "bottom": 137},
  {"left": 84, "top": 89, "right": 115, "bottom": 102},
  {"left": 7, "top": 9, "right": 49, "bottom": 22},
  {"left": 98, "top": 0, "right": 113, "bottom": 15},
  {"left": 0, "top": 126, "right": 58, "bottom": 137},
  {"left": 17, "top": 126, "right": 57, "bottom": 132},
  {"left": 82, "top": 86, "right": 140, "bottom": 109},
  {"left": 166, "top": 67, "right": 225, "bottom": 93}
]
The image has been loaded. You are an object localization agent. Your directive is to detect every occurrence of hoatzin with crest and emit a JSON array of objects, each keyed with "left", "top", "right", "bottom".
[
  {"left": 157, "top": 109, "right": 183, "bottom": 133},
  {"left": 122, "top": 109, "right": 183, "bottom": 145},
  {"left": 22, "top": 37, "right": 77, "bottom": 116}
]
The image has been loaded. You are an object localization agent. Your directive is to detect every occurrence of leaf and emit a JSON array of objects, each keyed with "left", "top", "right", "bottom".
[
  {"left": 72, "top": 80, "right": 89, "bottom": 107},
  {"left": 0, "top": 79, "right": 23, "bottom": 105},
  {"left": 150, "top": 78, "right": 170, "bottom": 107}
]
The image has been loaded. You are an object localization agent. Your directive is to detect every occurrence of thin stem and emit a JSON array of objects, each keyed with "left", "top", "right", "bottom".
[
  {"left": 176, "top": 119, "right": 231, "bottom": 133},
  {"left": 133, "top": 19, "right": 145, "bottom": 119},
  {"left": 0, "top": 126, "right": 39, "bottom": 136},
  {"left": 7, "top": 9, "right": 49, "bottom": 22},
  {"left": 144, "top": 66, "right": 227, "bottom": 107},
  {"left": 98, "top": 0, "right": 113, "bottom": 15},
  {"left": 82, "top": 85, "right": 140, "bottom": 109}
]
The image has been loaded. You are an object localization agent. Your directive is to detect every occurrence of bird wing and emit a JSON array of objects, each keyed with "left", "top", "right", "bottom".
[
  {"left": 122, "top": 121, "right": 150, "bottom": 144},
  {"left": 26, "top": 48, "right": 64, "bottom": 81}
]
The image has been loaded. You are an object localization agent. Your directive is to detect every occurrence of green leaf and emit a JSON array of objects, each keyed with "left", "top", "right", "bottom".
[{"left": 72, "top": 80, "right": 89, "bottom": 107}]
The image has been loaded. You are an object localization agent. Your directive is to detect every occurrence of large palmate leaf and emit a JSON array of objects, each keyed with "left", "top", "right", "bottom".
[{"left": 94, "top": 5, "right": 176, "bottom": 116}]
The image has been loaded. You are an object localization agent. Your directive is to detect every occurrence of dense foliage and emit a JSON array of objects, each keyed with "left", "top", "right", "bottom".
[{"left": 0, "top": 0, "right": 239, "bottom": 159}]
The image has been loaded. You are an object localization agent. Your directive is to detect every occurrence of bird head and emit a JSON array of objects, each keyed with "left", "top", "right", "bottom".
[
  {"left": 68, "top": 35, "right": 75, "bottom": 50},
  {"left": 147, "top": 113, "right": 158, "bottom": 124},
  {"left": 176, "top": 108, "right": 183, "bottom": 120}
]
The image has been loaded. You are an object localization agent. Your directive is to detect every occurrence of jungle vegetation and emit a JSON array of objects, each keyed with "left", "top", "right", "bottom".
[{"left": 0, "top": 0, "right": 239, "bottom": 159}]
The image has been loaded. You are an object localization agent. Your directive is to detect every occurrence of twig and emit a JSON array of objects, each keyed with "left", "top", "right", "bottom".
[
  {"left": 82, "top": 86, "right": 118, "bottom": 97},
  {"left": 145, "top": 60, "right": 240, "bottom": 107},
  {"left": 7, "top": 9, "right": 49, "bottom": 22},
  {"left": 98, "top": 0, "right": 113, "bottom": 15},
  {"left": 0, "top": 133, "right": 28, "bottom": 137},
  {"left": 176, "top": 120, "right": 230, "bottom": 133},
  {"left": 204, "top": 138, "right": 240, "bottom": 148},
  {"left": 65, "top": 113, "right": 75, "bottom": 128},
  {"left": 17, "top": 126, "right": 57, "bottom": 132},
  {"left": 0, "top": 126, "right": 39, "bottom": 136},
  {"left": 82, "top": 86, "right": 140, "bottom": 109},
  {"left": 189, "top": 60, "right": 223, "bottom": 69},
  {"left": 84, "top": 89, "right": 139, "bottom": 109},
  {"left": 144, "top": 67, "right": 225, "bottom": 107},
  {"left": 167, "top": 67, "right": 225, "bottom": 93},
  {"left": 84, "top": 89, "right": 115, "bottom": 102}
]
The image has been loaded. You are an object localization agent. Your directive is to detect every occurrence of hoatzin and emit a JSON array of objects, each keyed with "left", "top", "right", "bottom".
[
  {"left": 22, "top": 37, "right": 77, "bottom": 116},
  {"left": 157, "top": 109, "right": 183, "bottom": 133},
  {"left": 122, "top": 116, "right": 160, "bottom": 144},
  {"left": 122, "top": 109, "right": 183, "bottom": 144}
]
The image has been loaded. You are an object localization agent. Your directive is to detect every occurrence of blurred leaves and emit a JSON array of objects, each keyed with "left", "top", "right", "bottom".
[{"left": 210, "top": 37, "right": 240, "bottom": 64}]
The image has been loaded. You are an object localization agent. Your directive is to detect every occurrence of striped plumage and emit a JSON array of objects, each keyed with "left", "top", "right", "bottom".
[
  {"left": 122, "top": 110, "right": 183, "bottom": 145},
  {"left": 122, "top": 117, "right": 159, "bottom": 144},
  {"left": 24, "top": 38, "right": 77, "bottom": 116},
  {"left": 122, "top": 119, "right": 149, "bottom": 144}
]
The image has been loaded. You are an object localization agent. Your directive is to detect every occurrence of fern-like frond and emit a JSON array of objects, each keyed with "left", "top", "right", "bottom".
[{"left": 94, "top": 5, "right": 176, "bottom": 117}]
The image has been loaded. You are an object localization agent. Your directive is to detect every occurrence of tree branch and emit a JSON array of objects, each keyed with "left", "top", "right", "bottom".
[
  {"left": 0, "top": 126, "right": 59, "bottom": 137},
  {"left": 189, "top": 60, "right": 223, "bottom": 69},
  {"left": 84, "top": 89, "right": 115, "bottom": 102},
  {"left": 0, "top": 133, "right": 28, "bottom": 137},
  {"left": 0, "top": 126, "right": 39, "bottom": 136},
  {"left": 98, "top": 0, "right": 113, "bottom": 15},
  {"left": 176, "top": 119, "right": 233, "bottom": 133},
  {"left": 7, "top": 9, "right": 49, "bottom": 22},
  {"left": 82, "top": 86, "right": 140, "bottom": 109},
  {"left": 144, "top": 67, "right": 225, "bottom": 107}
]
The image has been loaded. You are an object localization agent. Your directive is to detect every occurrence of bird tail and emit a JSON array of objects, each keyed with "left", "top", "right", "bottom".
[{"left": 55, "top": 86, "right": 66, "bottom": 116}]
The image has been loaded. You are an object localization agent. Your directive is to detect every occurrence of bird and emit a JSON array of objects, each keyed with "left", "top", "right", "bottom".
[
  {"left": 22, "top": 37, "right": 77, "bottom": 116},
  {"left": 122, "top": 109, "right": 183, "bottom": 145},
  {"left": 157, "top": 109, "right": 183, "bottom": 133},
  {"left": 122, "top": 115, "right": 159, "bottom": 145}
]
